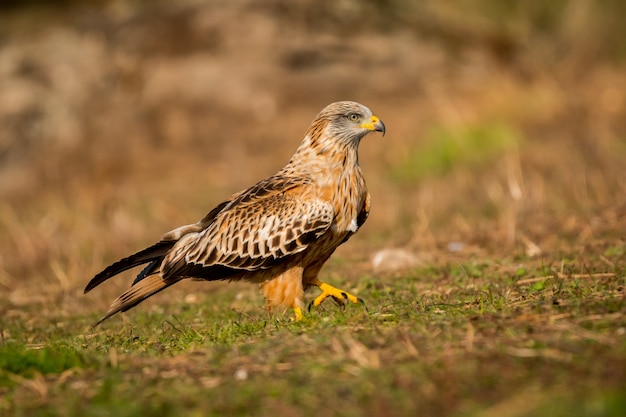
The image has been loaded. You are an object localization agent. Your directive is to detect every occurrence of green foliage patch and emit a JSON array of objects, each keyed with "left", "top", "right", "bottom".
[{"left": 392, "top": 122, "right": 520, "bottom": 182}]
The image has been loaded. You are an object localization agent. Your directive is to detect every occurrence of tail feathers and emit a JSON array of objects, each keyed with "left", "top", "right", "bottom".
[
  {"left": 85, "top": 241, "right": 174, "bottom": 293},
  {"left": 90, "top": 274, "right": 182, "bottom": 328}
]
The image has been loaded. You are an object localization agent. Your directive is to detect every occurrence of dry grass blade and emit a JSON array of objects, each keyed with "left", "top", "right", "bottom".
[{"left": 517, "top": 272, "right": 617, "bottom": 285}]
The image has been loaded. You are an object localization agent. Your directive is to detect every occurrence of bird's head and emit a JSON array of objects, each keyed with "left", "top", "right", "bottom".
[{"left": 308, "top": 101, "right": 386, "bottom": 147}]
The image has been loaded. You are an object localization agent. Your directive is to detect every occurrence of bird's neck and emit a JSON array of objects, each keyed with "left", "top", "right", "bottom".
[{"left": 286, "top": 133, "right": 361, "bottom": 177}]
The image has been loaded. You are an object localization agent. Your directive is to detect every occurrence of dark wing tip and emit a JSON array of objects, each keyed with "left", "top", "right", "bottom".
[
  {"left": 84, "top": 241, "right": 175, "bottom": 294},
  {"left": 84, "top": 271, "right": 109, "bottom": 294}
]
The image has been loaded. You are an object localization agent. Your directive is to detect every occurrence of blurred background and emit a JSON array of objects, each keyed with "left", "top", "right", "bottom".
[{"left": 1, "top": 0, "right": 625, "bottom": 311}]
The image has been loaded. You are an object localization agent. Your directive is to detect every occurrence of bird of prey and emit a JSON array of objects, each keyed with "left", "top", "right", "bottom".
[{"left": 85, "top": 101, "right": 385, "bottom": 327}]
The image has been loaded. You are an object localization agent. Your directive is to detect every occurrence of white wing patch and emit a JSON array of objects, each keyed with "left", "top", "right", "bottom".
[
  {"left": 259, "top": 215, "right": 276, "bottom": 243},
  {"left": 348, "top": 218, "right": 359, "bottom": 233}
]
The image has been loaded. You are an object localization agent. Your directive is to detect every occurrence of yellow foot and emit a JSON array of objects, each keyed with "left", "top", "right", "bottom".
[
  {"left": 308, "top": 280, "right": 365, "bottom": 312},
  {"left": 293, "top": 306, "right": 303, "bottom": 321}
]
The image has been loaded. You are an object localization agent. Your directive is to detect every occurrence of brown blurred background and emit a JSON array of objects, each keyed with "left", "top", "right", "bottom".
[{"left": 1, "top": 0, "right": 625, "bottom": 311}]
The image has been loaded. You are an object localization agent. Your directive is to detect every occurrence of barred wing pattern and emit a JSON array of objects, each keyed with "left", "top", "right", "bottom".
[{"left": 161, "top": 184, "right": 335, "bottom": 279}]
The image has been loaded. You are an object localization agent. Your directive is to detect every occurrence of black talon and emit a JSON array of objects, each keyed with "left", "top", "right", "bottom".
[
  {"left": 331, "top": 295, "right": 347, "bottom": 308},
  {"left": 307, "top": 300, "right": 314, "bottom": 312}
]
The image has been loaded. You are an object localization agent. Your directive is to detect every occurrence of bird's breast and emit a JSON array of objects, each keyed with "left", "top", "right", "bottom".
[
  {"left": 328, "top": 167, "right": 367, "bottom": 235},
  {"left": 301, "top": 150, "right": 367, "bottom": 236}
]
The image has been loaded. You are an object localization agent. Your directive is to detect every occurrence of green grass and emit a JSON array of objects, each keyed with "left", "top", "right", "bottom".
[
  {"left": 391, "top": 122, "right": 520, "bottom": 182},
  {"left": 0, "top": 343, "right": 86, "bottom": 385},
  {"left": 1, "top": 250, "right": 624, "bottom": 417}
]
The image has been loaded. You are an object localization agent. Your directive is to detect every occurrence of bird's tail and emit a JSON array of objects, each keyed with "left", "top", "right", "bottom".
[
  {"left": 90, "top": 274, "right": 183, "bottom": 328},
  {"left": 84, "top": 241, "right": 174, "bottom": 293}
]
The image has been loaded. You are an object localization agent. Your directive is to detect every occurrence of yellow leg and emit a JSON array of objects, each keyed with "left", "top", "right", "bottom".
[
  {"left": 308, "top": 279, "right": 364, "bottom": 311},
  {"left": 293, "top": 305, "right": 303, "bottom": 321}
]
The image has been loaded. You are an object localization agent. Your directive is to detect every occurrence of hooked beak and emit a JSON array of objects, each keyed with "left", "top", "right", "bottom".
[{"left": 360, "top": 115, "right": 386, "bottom": 137}]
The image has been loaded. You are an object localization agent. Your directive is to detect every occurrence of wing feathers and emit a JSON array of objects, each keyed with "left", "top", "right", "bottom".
[
  {"left": 161, "top": 193, "right": 334, "bottom": 279},
  {"left": 131, "top": 259, "right": 160, "bottom": 286},
  {"left": 84, "top": 240, "right": 174, "bottom": 293}
]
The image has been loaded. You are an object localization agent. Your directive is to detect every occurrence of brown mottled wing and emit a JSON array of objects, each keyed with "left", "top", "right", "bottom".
[{"left": 161, "top": 183, "right": 334, "bottom": 280}]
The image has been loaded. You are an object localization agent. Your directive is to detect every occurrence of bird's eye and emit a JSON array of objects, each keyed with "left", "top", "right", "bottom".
[{"left": 347, "top": 113, "right": 360, "bottom": 122}]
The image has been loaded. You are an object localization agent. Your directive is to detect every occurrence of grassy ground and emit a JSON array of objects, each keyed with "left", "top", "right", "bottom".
[
  {"left": 2, "top": 249, "right": 625, "bottom": 416},
  {"left": 1, "top": 1, "right": 626, "bottom": 416}
]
